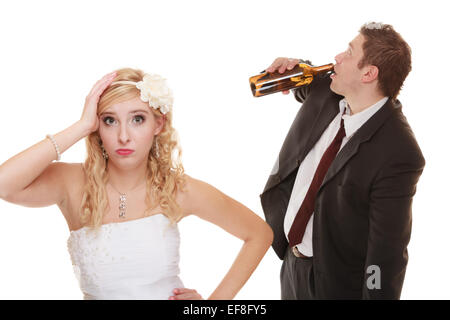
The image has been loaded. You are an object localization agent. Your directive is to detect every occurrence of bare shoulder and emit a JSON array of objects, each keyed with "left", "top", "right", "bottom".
[
  {"left": 62, "top": 162, "right": 86, "bottom": 192},
  {"left": 178, "top": 174, "right": 207, "bottom": 192},
  {"left": 64, "top": 162, "right": 86, "bottom": 177},
  {"left": 56, "top": 162, "right": 86, "bottom": 229},
  {"left": 173, "top": 174, "right": 272, "bottom": 243},
  {"left": 46, "top": 162, "right": 86, "bottom": 207},
  {"left": 53, "top": 162, "right": 85, "bottom": 187},
  {"left": 176, "top": 174, "right": 203, "bottom": 217},
  {"left": 45, "top": 161, "right": 82, "bottom": 174},
  {"left": 175, "top": 174, "right": 228, "bottom": 218},
  {"left": 175, "top": 174, "right": 198, "bottom": 216}
]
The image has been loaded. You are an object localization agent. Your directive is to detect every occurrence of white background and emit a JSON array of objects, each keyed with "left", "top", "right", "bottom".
[{"left": 0, "top": 0, "right": 448, "bottom": 299}]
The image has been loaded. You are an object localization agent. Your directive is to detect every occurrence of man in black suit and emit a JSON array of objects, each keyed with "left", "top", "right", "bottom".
[{"left": 260, "top": 22, "right": 425, "bottom": 299}]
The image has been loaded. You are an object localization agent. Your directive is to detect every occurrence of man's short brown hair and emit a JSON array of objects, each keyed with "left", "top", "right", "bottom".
[{"left": 358, "top": 23, "right": 411, "bottom": 99}]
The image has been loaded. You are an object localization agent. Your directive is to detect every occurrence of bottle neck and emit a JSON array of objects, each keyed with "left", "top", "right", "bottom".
[{"left": 311, "top": 63, "right": 334, "bottom": 74}]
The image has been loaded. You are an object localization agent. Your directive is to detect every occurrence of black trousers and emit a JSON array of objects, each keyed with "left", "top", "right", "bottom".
[{"left": 280, "top": 246, "right": 316, "bottom": 299}]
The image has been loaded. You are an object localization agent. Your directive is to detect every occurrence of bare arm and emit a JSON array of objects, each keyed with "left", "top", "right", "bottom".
[
  {"left": 0, "top": 121, "right": 90, "bottom": 205},
  {"left": 0, "top": 71, "right": 117, "bottom": 206},
  {"left": 173, "top": 175, "right": 273, "bottom": 300}
]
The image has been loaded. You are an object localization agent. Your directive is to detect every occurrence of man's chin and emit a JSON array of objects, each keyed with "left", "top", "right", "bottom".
[{"left": 329, "top": 82, "right": 341, "bottom": 95}]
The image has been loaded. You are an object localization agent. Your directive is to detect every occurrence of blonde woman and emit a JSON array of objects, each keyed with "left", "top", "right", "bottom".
[{"left": 0, "top": 68, "right": 273, "bottom": 300}]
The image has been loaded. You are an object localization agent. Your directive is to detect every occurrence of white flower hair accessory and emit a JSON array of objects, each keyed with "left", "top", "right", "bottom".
[
  {"left": 111, "top": 73, "right": 173, "bottom": 115},
  {"left": 363, "top": 22, "right": 384, "bottom": 30}
]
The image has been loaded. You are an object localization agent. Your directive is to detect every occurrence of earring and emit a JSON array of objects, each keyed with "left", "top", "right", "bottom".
[{"left": 101, "top": 144, "right": 109, "bottom": 160}]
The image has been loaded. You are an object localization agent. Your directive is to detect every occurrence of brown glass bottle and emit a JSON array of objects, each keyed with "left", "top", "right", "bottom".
[{"left": 249, "top": 62, "right": 334, "bottom": 97}]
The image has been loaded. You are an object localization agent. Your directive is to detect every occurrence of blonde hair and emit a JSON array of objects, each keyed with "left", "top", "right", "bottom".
[{"left": 79, "top": 68, "right": 185, "bottom": 229}]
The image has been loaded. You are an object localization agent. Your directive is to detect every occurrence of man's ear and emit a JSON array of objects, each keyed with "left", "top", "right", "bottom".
[{"left": 362, "top": 65, "right": 379, "bottom": 83}]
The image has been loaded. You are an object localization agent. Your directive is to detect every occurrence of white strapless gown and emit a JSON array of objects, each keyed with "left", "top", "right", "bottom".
[{"left": 67, "top": 213, "right": 184, "bottom": 299}]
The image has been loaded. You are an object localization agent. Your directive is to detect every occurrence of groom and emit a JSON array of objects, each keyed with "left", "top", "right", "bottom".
[{"left": 260, "top": 22, "right": 425, "bottom": 299}]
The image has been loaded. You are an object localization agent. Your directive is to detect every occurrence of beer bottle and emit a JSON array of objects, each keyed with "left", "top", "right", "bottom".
[{"left": 249, "top": 62, "right": 334, "bottom": 97}]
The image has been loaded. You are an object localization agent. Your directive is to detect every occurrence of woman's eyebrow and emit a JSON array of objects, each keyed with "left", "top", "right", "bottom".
[{"left": 100, "top": 109, "right": 149, "bottom": 116}]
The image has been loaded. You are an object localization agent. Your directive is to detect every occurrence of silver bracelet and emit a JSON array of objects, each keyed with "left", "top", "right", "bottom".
[{"left": 46, "top": 134, "right": 61, "bottom": 161}]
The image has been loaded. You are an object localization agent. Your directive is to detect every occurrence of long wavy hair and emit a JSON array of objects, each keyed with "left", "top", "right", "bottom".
[{"left": 79, "top": 68, "right": 185, "bottom": 229}]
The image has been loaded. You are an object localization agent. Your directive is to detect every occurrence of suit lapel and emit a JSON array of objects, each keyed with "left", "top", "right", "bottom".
[
  {"left": 263, "top": 92, "right": 341, "bottom": 194},
  {"left": 300, "top": 96, "right": 340, "bottom": 163},
  {"left": 318, "top": 98, "right": 400, "bottom": 192}
]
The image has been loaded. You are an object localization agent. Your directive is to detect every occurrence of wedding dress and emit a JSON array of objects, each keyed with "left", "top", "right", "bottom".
[{"left": 67, "top": 213, "right": 183, "bottom": 299}]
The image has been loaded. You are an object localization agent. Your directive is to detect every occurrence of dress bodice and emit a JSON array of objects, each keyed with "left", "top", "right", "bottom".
[{"left": 67, "top": 213, "right": 183, "bottom": 299}]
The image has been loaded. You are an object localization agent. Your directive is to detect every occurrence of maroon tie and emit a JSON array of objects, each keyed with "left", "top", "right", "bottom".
[{"left": 288, "top": 114, "right": 346, "bottom": 248}]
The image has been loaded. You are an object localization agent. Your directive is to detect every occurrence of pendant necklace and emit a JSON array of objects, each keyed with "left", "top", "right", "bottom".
[{"left": 108, "top": 181, "right": 145, "bottom": 219}]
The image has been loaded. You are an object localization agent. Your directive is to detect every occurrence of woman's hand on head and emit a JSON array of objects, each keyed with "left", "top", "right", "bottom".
[
  {"left": 79, "top": 71, "right": 117, "bottom": 135},
  {"left": 169, "top": 288, "right": 203, "bottom": 300}
]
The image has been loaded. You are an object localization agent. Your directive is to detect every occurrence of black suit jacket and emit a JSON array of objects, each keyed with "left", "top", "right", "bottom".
[{"left": 260, "top": 74, "right": 425, "bottom": 299}]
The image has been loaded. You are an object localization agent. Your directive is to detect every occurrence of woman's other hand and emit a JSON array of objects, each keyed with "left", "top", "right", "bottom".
[{"left": 169, "top": 288, "right": 203, "bottom": 300}]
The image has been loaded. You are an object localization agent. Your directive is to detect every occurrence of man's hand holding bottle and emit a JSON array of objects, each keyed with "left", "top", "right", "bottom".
[{"left": 266, "top": 57, "right": 300, "bottom": 95}]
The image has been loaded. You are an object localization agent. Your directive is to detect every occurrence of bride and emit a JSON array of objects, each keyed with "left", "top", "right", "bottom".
[{"left": 0, "top": 68, "right": 273, "bottom": 300}]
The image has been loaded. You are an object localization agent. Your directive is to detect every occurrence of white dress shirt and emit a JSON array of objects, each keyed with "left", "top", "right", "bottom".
[{"left": 284, "top": 97, "right": 388, "bottom": 257}]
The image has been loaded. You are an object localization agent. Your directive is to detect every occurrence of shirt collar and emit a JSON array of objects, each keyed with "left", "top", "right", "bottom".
[{"left": 339, "top": 97, "right": 388, "bottom": 138}]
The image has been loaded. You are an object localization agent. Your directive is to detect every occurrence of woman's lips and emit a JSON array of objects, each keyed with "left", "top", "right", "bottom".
[{"left": 116, "top": 149, "right": 134, "bottom": 155}]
